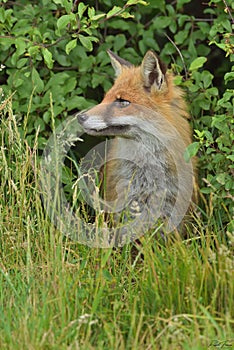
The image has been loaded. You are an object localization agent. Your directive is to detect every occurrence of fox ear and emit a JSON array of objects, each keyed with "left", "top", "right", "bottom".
[
  {"left": 141, "top": 51, "right": 167, "bottom": 91},
  {"left": 107, "top": 50, "right": 133, "bottom": 77}
]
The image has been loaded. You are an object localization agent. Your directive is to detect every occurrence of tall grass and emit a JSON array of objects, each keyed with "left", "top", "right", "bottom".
[{"left": 0, "top": 100, "right": 233, "bottom": 350}]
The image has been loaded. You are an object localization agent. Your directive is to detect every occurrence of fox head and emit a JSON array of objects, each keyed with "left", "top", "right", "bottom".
[{"left": 78, "top": 50, "right": 190, "bottom": 146}]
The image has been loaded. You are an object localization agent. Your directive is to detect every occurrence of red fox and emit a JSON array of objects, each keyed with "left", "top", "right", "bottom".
[{"left": 78, "top": 50, "right": 196, "bottom": 245}]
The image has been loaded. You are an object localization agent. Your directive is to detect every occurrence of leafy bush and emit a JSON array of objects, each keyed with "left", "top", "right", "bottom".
[{"left": 0, "top": 0, "right": 233, "bottom": 231}]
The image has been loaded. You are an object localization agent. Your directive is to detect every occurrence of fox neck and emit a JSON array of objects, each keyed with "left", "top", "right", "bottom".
[{"left": 103, "top": 134, "right": 178, "bottom": 215}]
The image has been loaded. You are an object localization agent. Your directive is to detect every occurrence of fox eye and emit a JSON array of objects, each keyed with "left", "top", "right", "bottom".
[{"left": 115, "top": 98, "right": 130, "bottom": 108}]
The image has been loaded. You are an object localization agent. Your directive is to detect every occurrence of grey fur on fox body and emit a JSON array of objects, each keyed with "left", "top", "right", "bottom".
[{"left": 78, "top": 50, "right": 196, "bottom": 234}]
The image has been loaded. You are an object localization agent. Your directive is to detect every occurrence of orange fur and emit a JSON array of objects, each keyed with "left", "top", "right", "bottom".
[{"left": 102, "top": 67, "right": 192, "bottom": 147}]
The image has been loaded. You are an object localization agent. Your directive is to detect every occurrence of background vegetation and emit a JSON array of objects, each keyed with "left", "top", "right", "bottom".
[{"left": 0, "top": 0, "right": 233, "bottom": 349}]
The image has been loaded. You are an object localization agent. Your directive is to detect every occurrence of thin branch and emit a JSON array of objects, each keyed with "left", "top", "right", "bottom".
[
  {"left": 222, "top": 0, "right": 234, "bottom": 25},
  {"left": 52, "top": 66, "right": 79, "bottom": 71},
  {"left": 72, "top": 0, "right": 80, "bottom": 13},
  {"left": 164, "top": 33, "right": 188, "bottom": 80},
  {"left": 0, "top": 35, "right": 30, "bottom": 41},
  {"left": 0, "top": 35, "right": 68, "bottom": 49},
  {"left": 189, "top": 18, "right": 214, "bottom": 22},
  {"left": 43, "top": 36, "right": 69, "bottom": 48},
  {"left": 0, "top": 1, "right": 24, "bottom": 7}
]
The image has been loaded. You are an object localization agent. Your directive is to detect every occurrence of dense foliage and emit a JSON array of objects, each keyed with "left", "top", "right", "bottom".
[
  {"left": 0, "top": 1, "right": 234, "bottom": 349},
  {"left": 0, "top": 0, "right": 233, "bottom": 231}
]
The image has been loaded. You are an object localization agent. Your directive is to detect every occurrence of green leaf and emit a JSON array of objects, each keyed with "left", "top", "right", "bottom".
[
  {"left": 178, "top": 14, "right": 190, "bottom": 26},
  {"left": 15, "top": 38, "right": 26, "bottom": 56},
  {"left": 28, "top": 45, "right": 40, "bottom": 58},
  {"left": 106, "top": 6, "right": 122, "bottom": 18},
  {"left": 31, "top": 67, "right": 44, "bottom": 93},
  {"left": 78, "top": 35, "right": 98, "bottom": 51},
  {"left": 88, "top": 7, "right": 95, "bottom": 19},
  {"left": 184, "top": 142, "right": 200, "bottom": 162},
  {"left": 57, "top": 14, "right": 70, "bottom": 30},
  {"left": 78, "top": 2, "right": 88, "bottom": 19},
  {"left": 16, "top": 58, "right": 28, "bottom": 69},
  {"left": 194, "top": 129, "right": 204, "bottom": 139},
  {"left": 78, "top": 34, "right": 93, "bottom": 51},
  {"left": 0, "top": 8, "right": 5, "bottom": 22},
  {"left": 108, "top": 19, "right": 131, "bottom": 30},
  {"left": 57, "top": 14, "right": 75, "bottom": 31},
  {"left": 216, "top": 173, "right": 226, "bottom": 185},
  {"left": 224, "top": 72, "right": 234, "bottom": 84},
  {"left": 67, "top": 96, "right": 93, "bottom": 111},
  {"left": 126, "top": 0, "right": 148, "bottom": 5},
  {"left": 211, "top": 115, "right": 230, "bottom": 133},
  {"left": 198, "top": 98, "right": 210, "bottom": 110},
  {"left": 34, "top": 117, "right": 45, "bottom": 132},
  {"left": 225, "top": 178, "right": 233, "bottom": 191},
  {"left": 53, "top": 0, "right": 72, "bottom": 12},
  {"left": 43, "top": 111, "right": 50, "bottom": 124},
  {"left": 42, "top": 48, "right": 54, "bottom": 69},
  {"left": 63, "top": 77, "right": 77, "bottom": 94},
  {"left": 14, "top": 78, "right": 23, "bottom": 88},
  {"left": 153, "top": 16, "right": 171, "bottom": 29},
  {"left": 200, "top": 187, "right": 212, "bottom": 194},
  {"left": 206, "top": 87, "right": 218, "bottom": 96},
  {"left": 189, "top": 57, "right": 207, "bottom": 71},
  {"left": 174, "top": 30, "right": 189, "bottom": 45},
  {"left": 91, "top": 73, "right": 105, "bottom": 88},
  {"left": 209, "top": 41, "right": 226, "bottom": 51},
  {"left": 173, "top": 76, "right": 183, "bottom": 85},
  {"left": 227, "top": 155, "right": 234, "bottom": 162},
  {"left": 176, "top": 0, "right": 191, "bottom": 10},
  {"left": 201, "top": 70, "right": 213, "bottom": 89},
  {"left": 113, "top": 34, "right": 127, "bottom": 51},
  {"left": 169, "top": 20, "right": 177, "bottom": 34},
  {"left": 91, "top": 13, "right": 105, "bottom": 21},
  {"left": 120, "top": 12, "right": 134, "bottom": 18},
  {"left": 65, "top": 39, "right": 77, "bottom": 54}
]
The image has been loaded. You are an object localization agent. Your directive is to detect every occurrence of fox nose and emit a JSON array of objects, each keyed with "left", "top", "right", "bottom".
[{"left": 77, "top": 112, "right": 88, "bottom": 124}]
